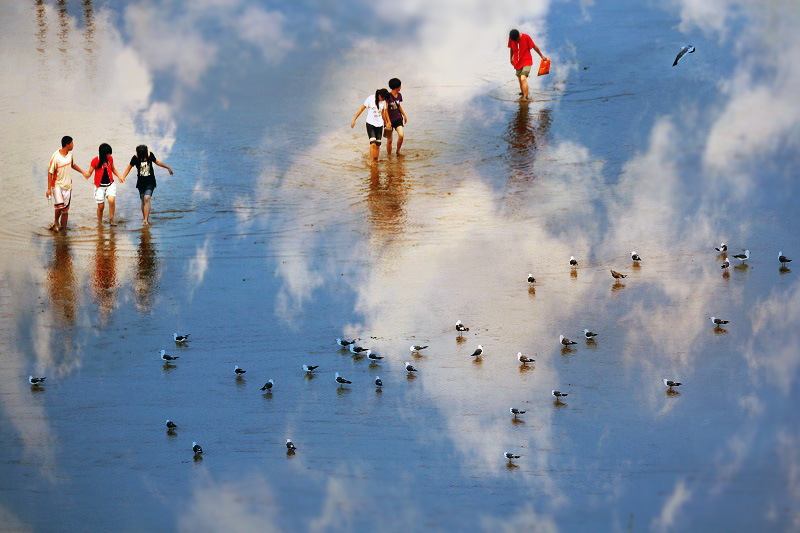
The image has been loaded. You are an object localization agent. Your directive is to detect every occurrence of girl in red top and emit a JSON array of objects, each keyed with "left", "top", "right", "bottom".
[{"left": 84, "top": 143, "right": 123, "bottom": 226}]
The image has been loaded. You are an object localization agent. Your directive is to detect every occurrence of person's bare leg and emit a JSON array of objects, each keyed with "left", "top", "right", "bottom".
[
  {"left": 370, "top": 143, "right": 379, "bottom": 162},
  {"left": 395, "top": 126, "right": 405, "bottom": 154},
  {"left": 59, "top": 210, "right": 69, "bottom": 232},
  {"left": 50, "top": 208, "right": 61, "bottom": 232},
  {"left": 107, "top": 197, "right": 116, "bottom": 225},
  {"left": 385, "top": 130, "right": 393, "bottom": 156},
  {"left": 520, "top": 74, "right": 529, "bottom": 99},
  {"left": 142, "top": 196, "right": 152, "bottom": 225},
  {"left": 96, "top": 203, "right": 104, "bottom": 224}
]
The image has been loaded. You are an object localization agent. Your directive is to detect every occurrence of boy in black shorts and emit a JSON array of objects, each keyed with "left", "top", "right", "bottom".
[{"left": 384, "top": 78, "right": 408, "bottom": 156}]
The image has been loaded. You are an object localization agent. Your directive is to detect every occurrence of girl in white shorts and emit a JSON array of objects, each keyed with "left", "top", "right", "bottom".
[{"left": 85, "top": 143, "right": 122, "bottom": 226}]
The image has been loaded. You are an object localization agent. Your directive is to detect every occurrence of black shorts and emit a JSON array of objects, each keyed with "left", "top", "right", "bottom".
[
  {"left": 366, "top": 123, "right": 383, "bottom": 145},
  {"left": 388, "top": 117, "right": 404, "bottom": 130}
]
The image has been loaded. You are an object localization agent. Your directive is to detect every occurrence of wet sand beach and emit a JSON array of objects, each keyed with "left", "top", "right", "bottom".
[{"left": 1, "top": 0, "right": 799, "bottom": 531}]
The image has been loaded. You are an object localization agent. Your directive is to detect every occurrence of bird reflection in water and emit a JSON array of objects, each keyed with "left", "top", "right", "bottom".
[
  {"left": 780, "top": 265, "right": 791, "bottom": 275},
  {"left": 612, "top": 280, "right": 626, "bottom": 292},
  {"left": 367, "top": 162, "right": 408, "bottom": 239},
  {"left": 135, "top": 226, "right": 159, "bottom": 314},
  {"left": 91, "top": 227, "right": 118, "bottom": 325},
  {"left": 46, "top": 236, "right": 77, "bottom": 325},
  {"left": 713, "top": 326, "right": 729, "bottom": 335}
]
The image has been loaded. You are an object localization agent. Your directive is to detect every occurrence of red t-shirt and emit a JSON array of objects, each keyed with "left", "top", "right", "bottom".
[
  {"left": 91, "top": 155, "right": 114, "bottom": 187},
  {"left": 508, "top": 34, "right": 535, "bottom": 69}
]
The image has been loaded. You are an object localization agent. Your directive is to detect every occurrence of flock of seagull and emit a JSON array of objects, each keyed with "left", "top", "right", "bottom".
[{"left": 25, "top": 244, "right": 792, "bottom": 464}]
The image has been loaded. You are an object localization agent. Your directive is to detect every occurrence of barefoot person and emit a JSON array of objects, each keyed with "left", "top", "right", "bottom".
[
  {"left": 46, "top": 135, "right": 87, "bottom": 233},
  {"left": 384, "top": 78, "right": 408, "bottom": 156},
  {"left": 84, "top": 143, "right": 123, "bottom": 226},
  {"left": 508, "top": 29, "right": 547, "bottom": 100},
  {"left": 121, "top": 144, "right": 173, "bottom": 226},
  {"left": 351, "top": 89, "right": 390, "bottom": 163}
]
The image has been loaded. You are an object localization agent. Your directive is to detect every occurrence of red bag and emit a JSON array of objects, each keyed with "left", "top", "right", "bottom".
[{"left": 537, "top": 58, "right": 551, "bottom": 76}]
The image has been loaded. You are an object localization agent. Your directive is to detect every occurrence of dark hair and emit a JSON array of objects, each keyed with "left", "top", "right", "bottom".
[
  {"left": 136, "top": 144, "right": 149, "bottom": 160},
  {"left": 388, "top": 78, "right": 401, "bottom": 90},
  {"left": 61, "top": 136, "right": 73, "bottom": 148},
  {"left": 98, "top": 143, "right": 112, "bottom": 167},
  {"left": 509, "top": 29, "right": 520, "bottom": 41},
  {"left": 375, "top": 88, "right": 390, "bottom": 107}
]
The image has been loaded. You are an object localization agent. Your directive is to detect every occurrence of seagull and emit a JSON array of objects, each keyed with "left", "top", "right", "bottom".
[
  {"left": 455, "top": 320, "right": 469, "bottom": 333},
  {"left": 715, "top": 243, "right": 727, "bottom": 252},
  {"left": 374, "top": 376, "right": 383, "bottom": 388},
  {"left": 469, "top": 345, "right": 483, "bottom": 357},
  {"left": 732, "top": 249, "right": 750, "bottom": 262},
  {"left": 510, "top": 408, "right": 526, "bottom": 418},
  {"left": 517, "top": 352, "right": 535, "bottom": 364},
  {"left": 610, "top": 269, "right": 627, "bottom": 279},
  {"left": 367, "top": 352, "right": 384, "bottom": 362},
  {"left": 559, "top": 335, "right": 577, "bottom": 346},
  {"left": 234, "top": 365, "right": 246, "bottom": 375},
  {"left": 192, "top": 442, "right": 203, "bottom": 455},
  {"left": 504, "top": 452, "right": 521, "bottom": 460},
  {"left": 28, "top": 376, "right": 46, "bottom": 385},
  {"left": 410, "top": 345, "right": 428, "bottom": 352},
  {"left": 405, "top": 362, "right": 418, "bottom": 372},
  {"left": 260, "top": 379, "right": 274, "bottom": 392},
  {"left": 349, "top": 344, "right": 369, "bottom": 354},
  {"left": 303, "top": 364, "right": 318, "bottom": 374},
  {"left": 721, "top": 258, "right": 730, "bottom": 271},
  {"left": 569, "top": 256, "right": 578, "bottom": 267},
  {"left": 160, "top": 350, "right": 179, "bottom": 362},
  {"left": 335, "top": 372, "right": 351, "bottom": 386},
  {"left": 630, "top": 251, "right": 641, "bottom": 262},
  {"left": 672, "top": 45, "right": 696, "bottom": 66},
  {"left": 710, "top": 316, "right": 729, "bottom": 326},
  {"left": 336, "top": 338, "right": 356, "bottom": 347},
  {"left": 779, "top": 251, "right": 792, "bottom": 265},
  {"left": 527, "top": 274, "right": 536, "bottom": 284},
  {"left": 552, "top": 390, "right": 568, "bottom": 399},
  {"left": 173, "top": 333, "right": 190, "bottom": 343},
  {"left": 663, "top": 379, "right": 682, "bottom": 390},
  {"left": 286, "top": 439, "right": 297, "bottom": 451},
  {"left": 166, "top": 420, "right": 177, "bottom": 430},
  {"left": 583, "top": 329, "right": 599, "bottom": 339}
]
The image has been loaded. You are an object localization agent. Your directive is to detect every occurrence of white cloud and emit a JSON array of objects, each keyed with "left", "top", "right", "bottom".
[
  {"left": 236, "top": 7, "right": 293, "bottom": 63},
  {"left": 651, "top": 479, "right": 691, "bottom": 532}
]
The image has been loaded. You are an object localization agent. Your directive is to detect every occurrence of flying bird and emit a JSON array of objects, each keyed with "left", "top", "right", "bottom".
[
  {"left": 455, "top": 320, "right": 469, "bottom": 333},
  {"left": 303, "top": 364, "right": 318, "bottom": 374},
  {"left": 569, "top": 256, "right": 578, "bottom": 267},
  {"left": 630, "top": 251, "right": 641, "bottom": 262},
  {"left": 336, "top": 338, "right": 355, "bottom": 347},
  {"left": 583, "top": 329, "right": 598, "bottom": 339},
  {"left": 527, "top": 274, "right": 536, "bottom": 284},
  {"left": 286, "top": 439, "right": 297, "bottom": 451},
  {"left": 405, "top": 362, "right": 418, "bottom": 372},
  {"left": 367, "top": 352, "right": 384, "bottom": 362},
  {"left": 732, "top": 250, "right": 750, "bottom": 262},
  {"left": 192, "top": 442, "right": 203, "bottom": 455},
  {"left": 779, "top": 251, "right": 792, "bottom": 265},
  {"left": 517, "top": 352, "right": 535, "bottom": 364},
  {"left": 28, "top": 376, "right": 46, "bottom": 385},
  {"left": 559, "top": 335, "right": 577, "bottom": 346},
  {"left": 610, "top": 269, "right": 627, "bottom": 279},
  {"left": 234, "top": 365, "right": 246, "bottom": 375},
  {"left": 552, "top": 390, "right": 568, "bottom": 399},
  {"left": 504, "top": 452, "right": 521, "bottom": 460},
  {"left": 166, "top": 420, "right": 177, "bottom": 430},
  {"left": 173, "top": 333, "right": 190, "bottom": 343},
  {"left": 672, "top": 45, "right": 696, "bottom": 66},
  {"left": 510, "top": 408, "right": 526, "bottom": 418},
  {"left": 710, "top": 317, "right": 729, "bottom": 326},
  {"left": 335, "top": 372, "right": 351, "bottom": 385},
  {"left": 721, "top": 258, "right": 730, "bottom": 271},
  {"left": 410, "top": 345, "right": 428, "bottom": 352},
  {"left": 470, "top": 345, "right": 483, "bottom": 357},
  {"left": 715, "top": 243, "right": 727, "bottom": 252},
  {"left": 374, "top": 376, "right": 383, "bottom": 388},
  {"left": 160, "top": 350, "right": 179, "bottom": 362},
  {"left": 663, "top": 379, "right": 682, "bottom": 390},
  {"left": 260, "top": 379, "right": 274, "bottom": 392}
]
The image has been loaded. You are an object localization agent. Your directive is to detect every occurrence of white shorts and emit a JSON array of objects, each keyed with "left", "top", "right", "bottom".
[
  {"left": 94, "top": 182, "right": 117, "bottom": 203},
  {"left": 52, "top": 186, "right": 72, "bottom": 209}
]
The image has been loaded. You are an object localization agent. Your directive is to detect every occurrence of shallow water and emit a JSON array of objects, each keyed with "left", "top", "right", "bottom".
[{"left": 1, "top": 0, "right": 799, "bottom": 531}]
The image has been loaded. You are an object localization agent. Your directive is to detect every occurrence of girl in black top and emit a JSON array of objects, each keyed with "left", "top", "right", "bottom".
[{"left": 121, "top": 144, "right": 173, "bottom": 226}]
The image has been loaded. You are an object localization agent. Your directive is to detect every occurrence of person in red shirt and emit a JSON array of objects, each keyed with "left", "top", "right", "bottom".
[
  {"left": 84, "top": 143, "right": 123, "bottom": 225},
  {"left": 508, "top": 29, "right": 547, "bottom": 100}
]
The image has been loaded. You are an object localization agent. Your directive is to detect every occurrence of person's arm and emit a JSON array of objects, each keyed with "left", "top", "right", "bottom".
[
  {"left": 71, "top": 160, "right": 86, "bottom": 177},
  {"left": 154, "top": 159, "right": 173, "bottom": 175},
  {"left": 84, "top": 162, "right": 95, "bottom": 179},
  {"left": 398, "top": 104, "right": 408, "bottom": 124},
  {"left": 382, "top": 106, "right": 390, "bottom": 128},
  {"left": 532, "top": 42, "right": 546, "bottom": 61},
  {"left": 351, "top": 105, "right": 366, "bottom": 128},
  {"left": 121, "top": 164, "right": 133, "bottom": 183},
  {"left": 111, "top": 162, "right": 122, "bottom": 181},
  {"left": 510, "top": 48, "right": 514, "bottom": 66}
]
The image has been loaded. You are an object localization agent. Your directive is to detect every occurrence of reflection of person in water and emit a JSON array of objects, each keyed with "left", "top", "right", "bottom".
[
  {"left": 508, "top": 29, "right": 547, "bottom": 100},
  {"left": 135, "top": 226, "right": 159, "bottom": 313},
  {"left": 504, "top": 104, "right": 552, "bottom": 177},
  {"left": 366, "top": 162, "right": 407, "bottom": 237},
  {"left": 46, "top": 236, "right": 77, "bottom": 325},
  {"left": 91, "top": 227, "right": 118, "bottom": 323}
]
